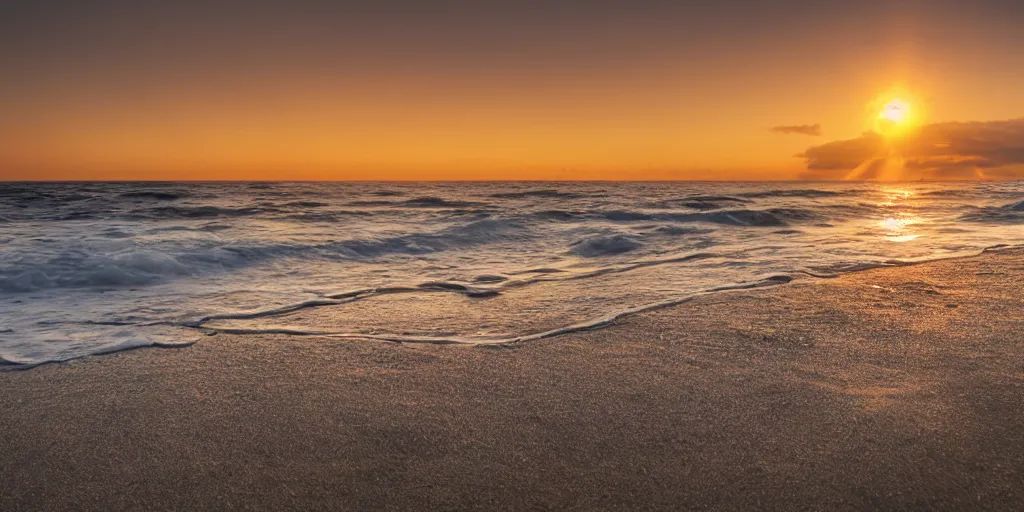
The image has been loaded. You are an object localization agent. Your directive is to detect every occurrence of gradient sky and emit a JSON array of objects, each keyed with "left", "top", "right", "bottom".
[{"left": 2, "top": 0, "right": 1024, "bottom": 180}]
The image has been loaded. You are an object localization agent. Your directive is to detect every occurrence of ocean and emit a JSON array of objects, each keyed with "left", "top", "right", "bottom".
[{"left": 1, "top": 181, "right": 1022, "bottom": 366}]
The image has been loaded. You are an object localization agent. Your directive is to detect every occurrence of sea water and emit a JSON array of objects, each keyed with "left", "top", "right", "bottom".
[{"left": 1, "top": 181, "right": 1022, "bottom": 365}]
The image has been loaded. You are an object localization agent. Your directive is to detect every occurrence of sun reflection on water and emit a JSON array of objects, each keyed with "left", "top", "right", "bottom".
[{"left": 878, "top": 188, "right": 923, "bottom": 242}]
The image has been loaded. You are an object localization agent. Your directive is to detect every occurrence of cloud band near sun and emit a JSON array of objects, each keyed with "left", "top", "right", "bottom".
[
  {"left": 771, "top": 124, "right": 822, "bottom": 136},
  {"left": 798, "top": 118, "right": 1024, "bottom": 180}
]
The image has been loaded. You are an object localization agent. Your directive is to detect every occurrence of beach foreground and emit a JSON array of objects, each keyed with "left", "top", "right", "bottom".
[{"left": 3, "top": 249, "right": 1023, "bottom": 511}]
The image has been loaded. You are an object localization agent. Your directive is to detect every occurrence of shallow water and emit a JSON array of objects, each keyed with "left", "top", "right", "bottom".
[{"left": 1, "top": 181, "right": 1022, "bottom": 365}]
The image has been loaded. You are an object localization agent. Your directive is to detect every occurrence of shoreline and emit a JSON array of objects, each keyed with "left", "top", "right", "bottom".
[
  {"left": 3, "top": 244, "right": 1021, "bottom": 369},
  {"left": 3, "top": 248, "right": 1024, "bottom": 510}
]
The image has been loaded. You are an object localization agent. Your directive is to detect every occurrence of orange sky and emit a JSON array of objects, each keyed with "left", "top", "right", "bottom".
[{"left": 2, "top": 1, "right": 1023, "bottom": 180}]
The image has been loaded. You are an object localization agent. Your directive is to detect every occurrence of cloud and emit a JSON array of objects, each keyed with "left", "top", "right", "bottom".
[
  {"left": 797, "top": 118, "right": 1024, "bottom": 180},
  {"left": 771, "top": 124, "right": 822, "bottom": 136}
]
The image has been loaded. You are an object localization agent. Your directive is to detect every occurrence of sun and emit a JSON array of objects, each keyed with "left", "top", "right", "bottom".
[
  {"left": 879, "top": 99, "right": 911, "bottom": 124},
  {"left": 869, "top": 90, "right": 924, "bottom": 137}
]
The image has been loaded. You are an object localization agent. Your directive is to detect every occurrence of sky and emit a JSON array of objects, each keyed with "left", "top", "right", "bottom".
[{"left": 2, "top": 0, "right": 1024, "bottom": 180}]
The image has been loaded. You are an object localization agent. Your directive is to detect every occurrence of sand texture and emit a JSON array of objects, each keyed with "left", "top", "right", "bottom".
[{"left": 2, "top": 249, "right": 1023, "bottom": 511}]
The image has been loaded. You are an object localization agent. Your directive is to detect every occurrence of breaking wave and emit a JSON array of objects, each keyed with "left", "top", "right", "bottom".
[{"left": 958, "top": 200, "right": 1024, "bottom": 223}]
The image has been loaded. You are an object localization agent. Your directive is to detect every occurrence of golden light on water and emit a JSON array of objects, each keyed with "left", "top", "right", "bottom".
[
  {"left": 878, "top": 188, "right": 922, "bottom": 242},
  {"left": 880, "top": 216, "right": 913, "bottom": 230},
  {"left": 880, "top": 215, "right": 922, "bottom": 242},
  {"left": 879, "top": 188, "right": 914, "bottom": 206}
]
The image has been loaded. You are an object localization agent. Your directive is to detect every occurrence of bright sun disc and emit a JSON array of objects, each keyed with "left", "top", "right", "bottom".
[{"left": 880, "top": 99, "right": 910, "bottom": 124}]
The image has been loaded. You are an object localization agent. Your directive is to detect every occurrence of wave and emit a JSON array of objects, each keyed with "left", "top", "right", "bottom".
[
  {"left": 3, "top": 182, "right": 1023, "bottom": 368},
  {"left": 736, "top": 189, "right": 845, "bottom": 199},
  {"left": 489, "top": 189, "right": 588, "bottom": 199},
  {"left": 335, "top": 219, "right": 522, "bottom": 258},
  {"left": 958, "top": 201, "right": 1024, "bottom": 223},
  {"left": 0, "top": 219, "right": 528, "bottom": 292},
  {"left": 569, "top": 234, "right": 643, "bottom": 257},
  {"left": 603, "top": 210, "right": 657, "bottom": 221},
  {"left": 918, "top": 189, "right": 973, "bottom": 198},
  {"left": 402, "top": 196, "right": 488, "bottom": 208},
  {"left": 657, "top": 208, "right": 820, "bottom": 227},
  {"left": 689, "top": 208, "right": 812, "bottom": 226},
  {"left": 119, "top": 191, "right": 189, "bottom": 201},
  {"left": 283, "top": 210, "right": 375, "bottom": 223},
  {"left": 130, "top": 205, "right": 269, "bottom": 220},
  {"left": 645, "top": 226, "right": 716, "bottom": 236},
  {"left": 280, "top": 201, "right": 330, "bottom": 208},
  {"left": 532, "top": 207, "right": 820, "bottom": 226},
  {"left": 346, "top": 196, "right": 489, "bottom": 209},
  {"left": 676, "top": 200, "right": 743, "bottom": 211},
  {"left": 0, "top": 251, "right": 194, "bottom": 292},
  {"left": 687, "top": 195, "right": 751, "bottom": 203},
  {"left": 533, "top": 210, "right": 585, "bottom": 221},
  {"left": 651, "top": 195, "right": 751, "bottom": 210}
]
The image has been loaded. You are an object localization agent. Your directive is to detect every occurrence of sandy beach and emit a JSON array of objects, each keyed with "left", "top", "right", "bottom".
[{"left": 2, "top": 248, "right": 1023, "bottom": 511}]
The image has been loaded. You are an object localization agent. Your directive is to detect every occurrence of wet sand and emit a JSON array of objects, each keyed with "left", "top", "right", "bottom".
[{"left": 2, "top": 249, "right": 1023, "bottom": 511}]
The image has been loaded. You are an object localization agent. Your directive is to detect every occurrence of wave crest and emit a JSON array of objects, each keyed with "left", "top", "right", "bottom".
[{"left": 570, "top": 234, "right": 643, "bottom": 257}]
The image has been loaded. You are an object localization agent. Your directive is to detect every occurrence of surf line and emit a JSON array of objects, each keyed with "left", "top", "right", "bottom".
[
  {"left": 184, "top": 251, "right": 729, "bottom": 327},
  {"left": 4, "top": 244, "right": 1020, "bottom": 369},
  {"left": 196, "top": 274, "right": 797, "bottom": 346},
  {"left": 188, "top": 244, "right": 1024, "bottom": 347}
]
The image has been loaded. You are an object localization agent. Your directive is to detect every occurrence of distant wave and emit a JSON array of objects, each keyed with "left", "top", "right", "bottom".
[
  {"left": 489, "top": 189, "right": 590, "bottom": 199},
  {"left": 132, "top": 205, "right": 269, "bottom": 219},
  {"left": 645, "top": 226, "right": 716, "bottom": 236},
  {"left": 687, "top": 195, "right": 751, "bottom": 203},
  {"left": 736, "top": 189, "right": 846, "bottom": 199},
  {"left": 283, "top": 211, "right": 374, "bottom": 223},
  {"left": 335, "top": 219, "right": 525, "bottom": 258},
  {"left": 533, "top": 209, "right": 585, "bottom": 221},
  {"left": 402, "top": 196, "right": 488, "bottom": 208},
  {"left": 347, "top": 196, "right": 488, "bottom": 209},
  {"left": 528, "top": 207, "right": 821, "bottom": 226},
  {"left": 280, "top": 201, "right": 330, "bottom": 208},
  {"left": 918, "top": 189, "right": 972, "bottom": 198},
  {"left": 612, "top": 208, "right": 820, "bottom": 226},
  {"left": 570, "top": 234, "right": 643, "bottom": 257},
  {"left": 119, "top": 191, "right": 189, "bottom": 201},
  {"left": 650, "top": 195, "right": 752, "bottom": 211}
]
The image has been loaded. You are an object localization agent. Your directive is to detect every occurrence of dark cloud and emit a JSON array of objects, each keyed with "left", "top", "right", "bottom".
[
  {"left": 771, "top": 124, "right": 821, "bottom": 136},
  {"left": 797, "top": 118, "right": 1024, "bottom": 180}
]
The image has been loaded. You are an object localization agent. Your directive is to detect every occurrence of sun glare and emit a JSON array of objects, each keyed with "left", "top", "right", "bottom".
[
  {"left": 880, "top": 99, "right": 910, "bottom": 124},
  {"left": 867, "top": 88, "right": 926, "bottom": 138}
]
